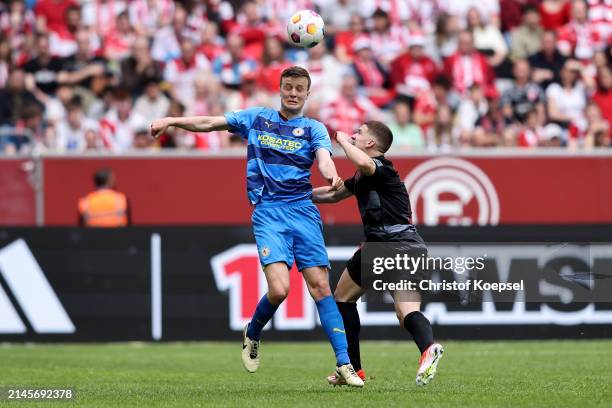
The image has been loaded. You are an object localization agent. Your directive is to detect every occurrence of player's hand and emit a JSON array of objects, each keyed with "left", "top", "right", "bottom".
[
  {"left": 150, "top": 118, "right": 170, "bottom": 139},
  {"left": 330, "top": 176, "right": 344, "bottom": 191},
  {"left": 334, "top": 131, "right": 350, "bottom": 144}
]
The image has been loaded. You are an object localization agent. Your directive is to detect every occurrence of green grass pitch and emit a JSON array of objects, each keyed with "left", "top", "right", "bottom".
[{"left": 1, "top": 340, "right": 611, "bottom": 407}]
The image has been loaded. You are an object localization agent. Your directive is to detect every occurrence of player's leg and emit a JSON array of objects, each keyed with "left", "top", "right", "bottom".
[
  {"left": 393, "top": 290, "right": 443, "bottom": 386},
  {"left": 301, "top": 266, "right": 362, "bottom": 387},
  {"left": 242, "top": 207, "right": 294, "bottom": 373},
  {"left": 242, "top": 261, "right": 292, "bottom": 373},
  {"left": 301, "top": 266, "right": 349, "bottom": 365},
  {"left": 335, "top": 269, "right": 365, "bottom": 372},
  {"left": 327, "top": 266, "right": 366, "bottom": 386},
  {"left": 293, "top": 204, "right": 363, "bottom": 387},
  {"left": 393, "top": 290, "right": 432, "bottom": 352},
  {"left": 246, "top": 261, "right": 290, "bottom": 341}
]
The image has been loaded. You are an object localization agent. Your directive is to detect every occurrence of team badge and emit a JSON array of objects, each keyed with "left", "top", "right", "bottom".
[
  {"left": 261, "top": 247, "right": 270, "bottom": 257},
  {"left": 292, "top": 127, "right": 305, "bottom": 137}
]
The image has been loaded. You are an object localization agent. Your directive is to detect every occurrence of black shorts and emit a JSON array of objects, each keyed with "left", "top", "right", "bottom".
[{"left": 345, "top": 230, "right": 428, "bottom": 289}]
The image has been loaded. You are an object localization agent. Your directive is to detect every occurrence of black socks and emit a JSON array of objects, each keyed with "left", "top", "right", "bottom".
[
  {"left": 336, "top": 303, "right": 434, "bottom": 368},
  {"left": 403, "top": 311, "right": 434, "bottom": 354},
  {"left": 336, "top": 302, "right": 361, "bottom": 371}
]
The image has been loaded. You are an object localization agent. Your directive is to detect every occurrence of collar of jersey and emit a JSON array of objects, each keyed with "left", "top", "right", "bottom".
[{"left": 278, "top": 111, "right": 304, "bottom": 122}]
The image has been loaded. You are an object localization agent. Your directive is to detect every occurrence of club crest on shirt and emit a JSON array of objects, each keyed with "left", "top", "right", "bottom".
[
  {"left": 261, "top": 247, "right": 270, "bottom": 257},
  {"left": 292, "top": 127, "right": 305, "bottom": 137}
]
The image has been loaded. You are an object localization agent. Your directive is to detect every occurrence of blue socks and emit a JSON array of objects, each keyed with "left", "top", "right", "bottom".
[
  {"left": 316, "top": 295, "right": 350, "bottom": 366},
  {"left": 247, "top": 294, "right": 351, "bottom": 367},
  {"left": 246, "top": 294, "right": 279, "bottom": 341}
]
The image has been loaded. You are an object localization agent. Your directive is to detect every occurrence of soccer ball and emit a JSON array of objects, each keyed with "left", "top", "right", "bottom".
[{"left": 286, "top": 10, "right": 325, "bottom": 48}]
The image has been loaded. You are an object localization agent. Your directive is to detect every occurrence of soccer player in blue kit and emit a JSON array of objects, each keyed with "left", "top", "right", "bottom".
[{"left": 151, "top": 66, "right": 364, "bottom": 387}]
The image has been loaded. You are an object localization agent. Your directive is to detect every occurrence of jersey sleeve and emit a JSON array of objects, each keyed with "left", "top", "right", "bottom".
[
  {"left": 309, "top": 120, "right": 333, "bottom": 154},
  {"left": 371, "top": 158, "right": 387, "bottom": 179},
  {"left": 344, "top": 176, "right": 356, "bottom": 193},
  {"left": 224, "top": 107, "right": 264, "bottom": 139}
]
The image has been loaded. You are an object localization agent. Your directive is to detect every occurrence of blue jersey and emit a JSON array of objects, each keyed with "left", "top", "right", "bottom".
[{"left": 224, "top": 107, "right": 333, "bottom": 205}]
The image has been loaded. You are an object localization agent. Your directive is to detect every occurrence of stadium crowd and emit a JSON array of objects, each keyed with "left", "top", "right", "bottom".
[{"left": 0, "top": 0, "right": 610, "bottom": 154}]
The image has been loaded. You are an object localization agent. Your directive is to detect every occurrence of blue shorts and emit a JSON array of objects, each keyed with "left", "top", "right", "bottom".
[{"left": 252, "top": 201, "right": 330, "bottom": 271}]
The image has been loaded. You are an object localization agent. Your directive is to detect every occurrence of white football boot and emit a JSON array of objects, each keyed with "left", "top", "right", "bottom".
[
  {"left": 416, "top": 343, "right": 444, "bottom": 386},
  {"left": 241, "top": 324, "right": 260, "bottom": 373},
  {"left": 335, "top": 364, "right": 364, "bottom": 387},
  {"left": 327, "top": 368, "right": 366, "bottom": 386}
]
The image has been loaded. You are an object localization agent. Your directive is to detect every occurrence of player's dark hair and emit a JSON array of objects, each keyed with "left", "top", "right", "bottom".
[
  {"left": 94, "top": 169, "right": 112, "bottom": 188},
  {"left": 365, "top": 120, "right": 393, "bottom": 153},
  {"left": 280, "top": 66, "right": 311, "bottom": 90}
]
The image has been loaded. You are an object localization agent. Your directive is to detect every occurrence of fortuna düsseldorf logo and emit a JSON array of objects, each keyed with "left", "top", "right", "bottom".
[{"left": 404, "top": 158, "right": 500, "bottom": 226}]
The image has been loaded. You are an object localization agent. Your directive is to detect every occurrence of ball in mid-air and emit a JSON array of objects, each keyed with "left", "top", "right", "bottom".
[{"left": 286, "top": 10, "right": 325, "bottom": 48}]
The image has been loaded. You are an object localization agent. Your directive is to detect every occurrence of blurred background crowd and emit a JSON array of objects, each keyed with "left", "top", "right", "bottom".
[{"left": 0, "top": 0, "right": 610, "bottom": 154}]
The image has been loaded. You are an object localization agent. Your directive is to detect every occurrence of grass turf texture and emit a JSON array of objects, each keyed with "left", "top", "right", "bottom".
[{"left": 1, "top": 340, "right": 611, "bottom": 407}]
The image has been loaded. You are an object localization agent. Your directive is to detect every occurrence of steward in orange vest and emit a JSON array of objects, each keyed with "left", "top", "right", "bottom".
[{"left": 78, "top": 169, "right": 130, "bottom": 227}]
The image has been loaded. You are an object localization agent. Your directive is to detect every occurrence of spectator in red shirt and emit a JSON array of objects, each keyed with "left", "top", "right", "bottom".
[
  {"left": 350, "top": 37, "right": 393, "bottom": 108},
  {"left": 128, "top": 0, "right": 174, "bottom": 38},
  {"left": 557, "top": 0, "right": 604, "bottom": 60},
  {"left": 539, "top": 0, "right": 572, "bottom": 30},
  {"left": 320, "top": 74, "right": 382, "bottom": 135},
  {"left": 587, "top": 0, "right": 612, "bottom": 46},
  {"left": 334, "top": 14, "right": 367, "bottom": 64},
  {"left": 81, "top": 0, "right": 126, "bottom": 39},
  {"left": 517, "top": 108, "right": 545, "bottom": 147},
  {"left": 592, "top": 66, "right": 612, "bottom": 126},
  {"left": 444, "top": 30, "right": 497, "bottom": 99},
  {"left": 198, "top": 22, "right": 224, "bottom": 62},
  {"left": 99, "top": 88, "right": 146, "bottom": 151},
  {"left": 230, "top": 0, "right": 269, "bottom": 62},
  {"left": 413, "top": 75, "right": 455, "bottom": 133},
  {"left": 34, "top": 0, "right": 78, "bottom": 35},
  {"left": 47, "top": 5, "right": 85, "bottom": 58},
  {"left": 368, "top": 8, "right": 410, "bottom": 68},
  {"left": 1, "top": 0, "right": 35, "bottom": 54},
  {"left": 579, "top": 101, "right": 610, "bottom": 148},
  {"left": 391, "top": 35, "right": 438, "bottom": 102},
  {"left": 257, "top": 35, "right": 293, "bottom": 94},
  {"left": 102, "top": 11, "right": 135, "bottom": 61},
  {"left": 164, "top": 38, "right": 211, "bottom": 105}
]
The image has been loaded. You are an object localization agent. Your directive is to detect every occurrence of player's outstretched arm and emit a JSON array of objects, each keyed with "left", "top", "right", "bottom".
[
  {"left": 150, "top": 116, "right": 229, "bottom": 139},
  {"left": 312, "top": 185, "right": 352, "bottom": 203},
  {"left": 315, "top": 148, "right": 343, "bottom": 190},
  {"left": 335, "top": 131, "right": 376, "bottom": 176}
]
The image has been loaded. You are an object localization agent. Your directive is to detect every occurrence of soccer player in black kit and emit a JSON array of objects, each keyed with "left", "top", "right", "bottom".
[{"left": 312, "top": 121, "right": 444, "bottom": 386}]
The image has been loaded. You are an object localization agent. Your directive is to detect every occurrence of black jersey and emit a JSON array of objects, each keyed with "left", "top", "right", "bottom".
[{"left": 344, "top": 156, "right": 414, "bottom": 241}]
